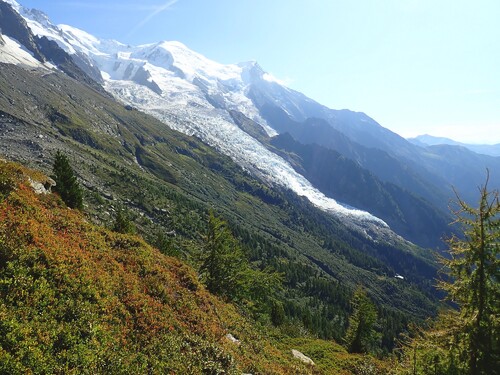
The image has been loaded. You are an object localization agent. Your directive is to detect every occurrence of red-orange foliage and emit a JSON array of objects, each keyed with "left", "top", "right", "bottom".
[{"left": 0, "top": 160, "right": 310, "bottom": 374}]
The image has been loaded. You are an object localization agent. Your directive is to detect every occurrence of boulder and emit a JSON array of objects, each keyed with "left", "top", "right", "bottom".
[
  {"left": 291, "top": 349, "right": 314, "bottom": 366},
  {"left": 29, "top": 178, "right": 56, "bottom": 194},
  {"left": 225, "top": 333, "right": 241, "bottom": 346}
]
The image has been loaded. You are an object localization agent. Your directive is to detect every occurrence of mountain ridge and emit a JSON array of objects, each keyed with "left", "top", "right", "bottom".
[
  {"left": 2, "top": 0, "right": 487, "bottom": 248},
  {"left": 409, "top": 134, "right": 500, "bottom": 157}
]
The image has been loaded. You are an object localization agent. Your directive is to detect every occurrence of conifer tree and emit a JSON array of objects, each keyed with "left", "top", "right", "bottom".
[
  {"left": 113, "top": 208, "right": 136, "bottom": 234},
  {"left": 271, "top": 300, "right": 286, "bottom": 326},
  {"left": 344, "top": 287, "right": 380, "bottom": 354},
  {"left": 438, "top": 174, "right": 500, "bottom": 374},
  {"left": 398, "top": 174, "right": 500, "bottom": 375},
  {"left": 200, "top": 211, "right": 246, "bottom": 301},
  {"left": 199, "top": 212, "right": 282, "bottom": 310},
  {"left": 51, "top": 151, "right": 83, "bottom": 210}
]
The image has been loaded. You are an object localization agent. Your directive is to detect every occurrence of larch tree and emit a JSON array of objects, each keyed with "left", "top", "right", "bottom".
[
  {"left": 199, "top": 211, "right": 283, "bottom": 316},
  {"left": 199, "top": 211, "right": 246, "bottom": 301},
  {"left": 344, "top": 286, "right": 380, "bottom": 354},
  {"left": 439, "top": 174, "right": 500, "bottom": 374},
  {"left": 399, "top": 174, "right": 500, "bottom": 375}
]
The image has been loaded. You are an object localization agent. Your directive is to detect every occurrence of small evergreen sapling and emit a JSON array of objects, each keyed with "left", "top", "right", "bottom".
[
  {"left": 51, "top": 151, "right": 83, "bottom": 210},
  {"left": 113, "top": 208, "right": 136, "bottom": 234}
]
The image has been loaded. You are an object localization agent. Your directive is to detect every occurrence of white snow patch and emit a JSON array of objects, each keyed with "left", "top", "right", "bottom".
[
  {"left": 0, "top": 35, "right": 43, "bottom": 68},
  {"left": 2, "top": 0, "right": 20, "bottom": 10},
  {"left": 263, "top": 72, "right": 289, "bottom": 86}
]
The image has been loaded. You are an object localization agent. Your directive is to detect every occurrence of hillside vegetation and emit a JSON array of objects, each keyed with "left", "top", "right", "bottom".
[
  {"left": 0, "top": 160, "right": 308, "bottom": 373},
  {"left": 0, "top": 159, "right": 405, "bottom": 374}
]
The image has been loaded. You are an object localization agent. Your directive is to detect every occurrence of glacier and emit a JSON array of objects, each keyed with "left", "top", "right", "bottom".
[{"left": 8, "top": 1, "right": 394, "bottom": 236}]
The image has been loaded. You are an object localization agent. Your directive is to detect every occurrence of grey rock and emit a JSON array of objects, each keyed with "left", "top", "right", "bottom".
[
  {"left": 291, "top": 349, "right": 314, "bottom": 366},
  {"left": 225, "top": 333, "right": 240, "bottom": 346},
  {"left": 29, "top": 177, "right": 51, "bottom": 194}
]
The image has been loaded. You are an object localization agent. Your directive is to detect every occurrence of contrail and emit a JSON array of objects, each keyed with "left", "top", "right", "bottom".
[
  {"left": 61, "top": 2, "right": 163, "bottom": 11},
  {"left": 126, "top": 0, "right": 179, "bottom": 39}
]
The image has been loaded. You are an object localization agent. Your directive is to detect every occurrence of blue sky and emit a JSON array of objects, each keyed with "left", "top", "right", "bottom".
[{"left": 20, "top": 0, "right": 500, "bottom": 144}]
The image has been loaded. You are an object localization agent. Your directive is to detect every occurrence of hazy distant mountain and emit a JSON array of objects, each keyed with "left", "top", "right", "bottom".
[{"left": 409, "top": 134, "right": 500, "bottom": 157}]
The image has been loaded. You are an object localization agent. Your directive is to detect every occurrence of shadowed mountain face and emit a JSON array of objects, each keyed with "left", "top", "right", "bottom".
[
  {"left": 0, "top": 1, "right": 45, "bottom": 60},
  {"left": 270, "top": 133, "right": 453, "bottom": 249},
  {"left": 228, "top": 108, "right": 453, "bottom": 249},
  {"left": 258, "top": 104, "right": 450, "bottom": 211},
  {"left": 256, "top": 102, "right": 500, "bottom": 208},
  {"left": 0, "top": 1, "right": 104, "bottom": 93}
]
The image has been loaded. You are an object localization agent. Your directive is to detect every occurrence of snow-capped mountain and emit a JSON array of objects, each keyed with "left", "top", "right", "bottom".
[{"left": 0, "top": 0, "right": 401, "bottom": 238}]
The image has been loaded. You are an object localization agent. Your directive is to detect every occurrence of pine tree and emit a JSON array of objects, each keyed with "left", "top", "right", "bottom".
[
  {"left": 344, "top": 287, "right": 380, "bottom": 354},
  {"left": 51, "top": 151, "right": 83, "bottom": 210}
]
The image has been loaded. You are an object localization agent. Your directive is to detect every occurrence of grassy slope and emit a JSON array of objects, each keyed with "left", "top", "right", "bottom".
[
  {"left": 0, "top": 160, "right": 316, "bottom": 374},
  {"left": 0, "top": 63, "right": 439, "bottom": 344}
]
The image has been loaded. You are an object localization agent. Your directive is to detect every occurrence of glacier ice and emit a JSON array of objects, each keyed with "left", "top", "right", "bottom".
[{"left": 13, "top": 3, "right": 391, "bottom": 235}]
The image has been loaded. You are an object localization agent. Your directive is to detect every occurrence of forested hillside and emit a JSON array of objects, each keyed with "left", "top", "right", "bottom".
[
  {"left": 0, "top": 61, "right": 441, "bottom": 349},
  {"left": 0, "top": 159, "right": 402, "bottom": 374}
]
